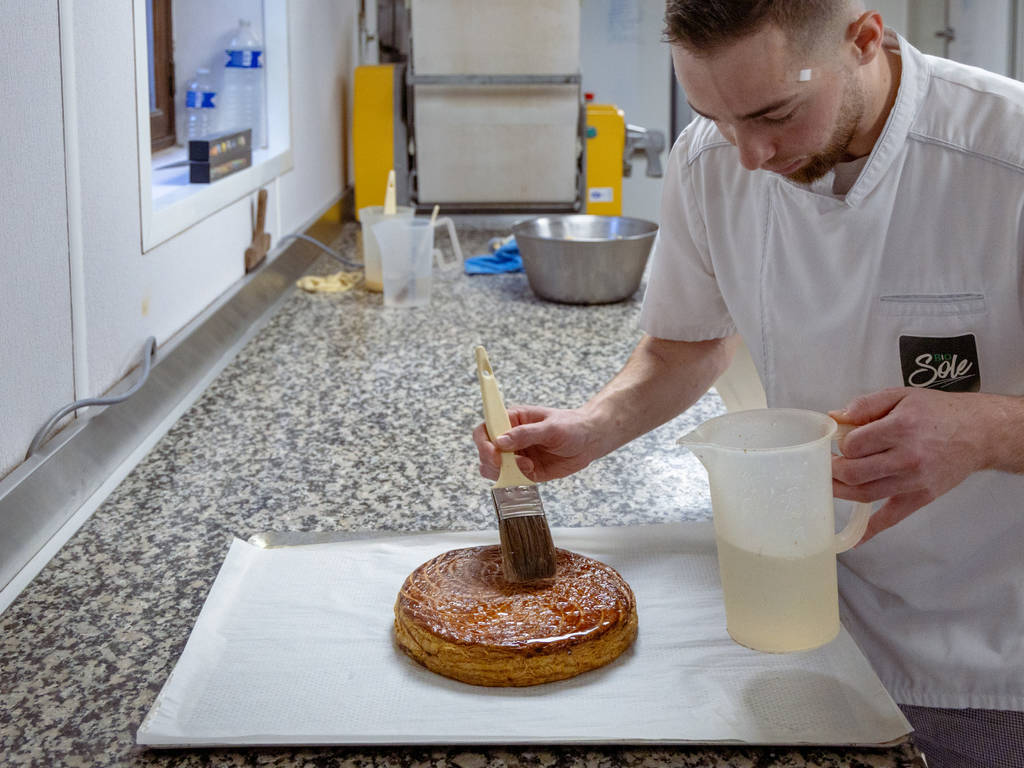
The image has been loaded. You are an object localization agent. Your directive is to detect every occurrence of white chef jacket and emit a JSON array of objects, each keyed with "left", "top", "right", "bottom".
[{"left": 640, "top": 35, "right": 1024, "bottom": 710}]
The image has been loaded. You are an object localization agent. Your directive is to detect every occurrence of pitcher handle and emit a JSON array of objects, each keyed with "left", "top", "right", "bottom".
[
  {"left": 833, "top": 501, "right": 872, "bottom": 553},
  {"left": 433, "top": 216, "right": 463, "bottom": 271}
]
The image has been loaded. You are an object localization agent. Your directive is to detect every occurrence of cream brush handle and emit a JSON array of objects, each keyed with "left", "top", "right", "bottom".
[{"left": 475, "top": 346, "right": 534, "bottom": 489}]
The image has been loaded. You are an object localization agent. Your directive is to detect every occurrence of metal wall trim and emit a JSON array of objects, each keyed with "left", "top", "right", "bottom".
[
  {"left": 0, "top": 243, "right": 318, "bottom": 595},
  {"left": 408, "top": 73, "right": 581, "bottom": 86}
]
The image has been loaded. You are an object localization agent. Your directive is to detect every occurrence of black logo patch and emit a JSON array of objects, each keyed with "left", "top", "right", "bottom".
[{"left": 899, "top": 334, "right": 980, "bottom": 392}]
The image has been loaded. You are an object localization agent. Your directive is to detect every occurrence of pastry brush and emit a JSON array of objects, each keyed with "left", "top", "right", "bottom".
[{"left": 475, "top": 346, "right": 557, "bottom": 583}]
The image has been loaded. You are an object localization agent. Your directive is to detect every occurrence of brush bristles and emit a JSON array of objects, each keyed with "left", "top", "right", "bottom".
[{"left": 498, "top": 514, "right": 557, "bottom": 583}]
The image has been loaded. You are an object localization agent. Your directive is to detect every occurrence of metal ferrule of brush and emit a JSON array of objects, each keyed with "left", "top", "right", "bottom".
[{"left": 491, "top": 485, "right": 546, "bottom": 520}]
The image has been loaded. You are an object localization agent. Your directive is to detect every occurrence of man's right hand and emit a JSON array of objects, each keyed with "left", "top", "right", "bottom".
[
  {"left": 472, "top": 405, "right": 603, "bottom": 482},
  {"left": 473, "top": 334, "right": 739, "bottom": 484}
]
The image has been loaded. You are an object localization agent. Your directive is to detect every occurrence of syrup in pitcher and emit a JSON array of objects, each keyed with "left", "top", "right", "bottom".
[{"left": 716, "top": 536, "right": 840, "bottom": 653}]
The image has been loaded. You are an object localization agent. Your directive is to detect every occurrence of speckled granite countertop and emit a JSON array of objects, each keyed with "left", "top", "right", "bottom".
[{"left": 0, "top": 222, "right": 921, "bottom": 766}]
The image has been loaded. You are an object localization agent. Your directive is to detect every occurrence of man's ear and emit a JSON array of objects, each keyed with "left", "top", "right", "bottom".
[{"left": 848, "top": 11, "right": 885, "bottom": 65}]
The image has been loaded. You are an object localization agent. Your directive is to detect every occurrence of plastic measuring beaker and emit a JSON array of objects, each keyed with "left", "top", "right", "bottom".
[
  {"left": 358, "top": 205, "right": 414, "bottom": 291},
  {"left": 371, "top": 216, "right": 464, "bottom": 308},
  {"left": 678, "top": 409, "right": 871, "bottom": 653}
]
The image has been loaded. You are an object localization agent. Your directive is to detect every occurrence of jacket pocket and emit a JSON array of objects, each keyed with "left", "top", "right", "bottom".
[{"left": 877, "top": 292, "right": 986, "bottom": 317}]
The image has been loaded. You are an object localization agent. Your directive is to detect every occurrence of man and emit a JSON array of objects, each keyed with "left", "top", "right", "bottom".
[{"left": 474, "top": 3, "right": 1024, "bottom": 766}]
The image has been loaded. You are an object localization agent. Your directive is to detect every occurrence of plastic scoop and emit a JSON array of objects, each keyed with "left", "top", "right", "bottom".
[{"left": 384, "top": 169, "right": 397, "bottom": 215}]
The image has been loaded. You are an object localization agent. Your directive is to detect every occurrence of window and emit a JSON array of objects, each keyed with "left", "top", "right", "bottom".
[{"left": 133, "top": 0, "right": 292, "bottom": 250}]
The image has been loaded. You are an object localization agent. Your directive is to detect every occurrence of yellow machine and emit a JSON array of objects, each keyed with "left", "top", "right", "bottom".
[
  {"left": 584, "top": 103, "right": 626, "bottom": 216},
  {"left": 353, "top": 64, "right": 661, "bottom": 217}
]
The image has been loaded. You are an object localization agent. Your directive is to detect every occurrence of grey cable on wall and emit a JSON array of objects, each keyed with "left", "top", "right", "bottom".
[
  {"left": 25, "top": 235, "right": 354, "bottom": 459},
  {"left": 277, "top": 233, "right": 363, "bottom": 270},
  {"left": 26, "top": 336, "right": 158, "bottom": 459}
]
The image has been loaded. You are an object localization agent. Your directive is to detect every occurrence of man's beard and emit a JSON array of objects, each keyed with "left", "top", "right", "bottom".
[{"left": 787, "top": 75, "right": 865, "bottom": 184}]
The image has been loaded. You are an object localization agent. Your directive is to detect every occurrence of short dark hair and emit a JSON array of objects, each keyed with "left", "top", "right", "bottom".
[{"left": 663, "top": 0, "right": 851, "bottom": 56}]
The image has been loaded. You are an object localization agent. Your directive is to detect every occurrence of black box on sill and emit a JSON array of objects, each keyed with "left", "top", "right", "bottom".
[
  {"left": 189, "top": 153, "right": 253, "bottom": 184},
  {"left": 188, "top": 128, "right": 252, "bottom": 163}
]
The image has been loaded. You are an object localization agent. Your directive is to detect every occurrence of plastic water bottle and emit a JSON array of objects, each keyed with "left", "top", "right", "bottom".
[
  {"left": 221, "top": 19, "right": 266, "bottom": 147},
  {"left": 185, "top": 68, "right": 217, "bottom": 141}
]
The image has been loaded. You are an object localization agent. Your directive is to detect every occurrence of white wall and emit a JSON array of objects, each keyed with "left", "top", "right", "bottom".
[
  {"left": 279, "top": 2, "right": 358, "bottom": 231},
  {"left": 580, "top": 0, "right": 670, "bottom": 222},
  {"left": 0, "top": 0, "right": 358, "bottom": 481},
  {"left": 948, "top": 0, "right": 1013, "bottom": 75},
  {"left": 906, "top": 0, "right": 1015, "bottom": 75},
  {"left": 873, "top": 0, "right": 910, "bottom": 36},
  {"left": 0, "top": 1, "right": 75, "bottom": 478}
]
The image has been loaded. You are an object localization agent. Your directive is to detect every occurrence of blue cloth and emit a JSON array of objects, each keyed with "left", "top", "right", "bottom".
[{"left": 464, "top": 238, "right": 523, "bottom": 274}]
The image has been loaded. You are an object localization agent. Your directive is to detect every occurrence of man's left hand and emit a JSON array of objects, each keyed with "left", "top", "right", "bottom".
[{"left": 830, "top": 387, "right": 999, "bottom": 543}]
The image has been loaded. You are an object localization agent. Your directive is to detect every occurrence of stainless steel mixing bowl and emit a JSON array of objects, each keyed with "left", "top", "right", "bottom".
[{"left": 512, "top": 215, "right": 659, "bottom": 304}]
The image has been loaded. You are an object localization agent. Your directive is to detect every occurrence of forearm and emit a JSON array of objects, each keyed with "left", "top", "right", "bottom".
[
  {"left": 580, "top": 333, "right": 739, "bottom": 457},
  {"left": 978, "top": 393, "right": 1024, "bottom": 474}
]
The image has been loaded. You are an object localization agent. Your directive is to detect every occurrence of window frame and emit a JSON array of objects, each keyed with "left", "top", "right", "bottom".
[{"left": 148, "top": 0, "right": 176, "bottom": 152}]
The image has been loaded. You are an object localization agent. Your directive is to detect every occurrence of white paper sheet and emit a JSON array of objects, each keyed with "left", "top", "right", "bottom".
[{"left": 137, "top": 522, "right": 911, "bottom": 747}]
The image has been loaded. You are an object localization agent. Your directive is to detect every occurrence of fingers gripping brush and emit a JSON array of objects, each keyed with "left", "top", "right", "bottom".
[{"left": 475, "top": 346, "right": 557, "bottom": 583}]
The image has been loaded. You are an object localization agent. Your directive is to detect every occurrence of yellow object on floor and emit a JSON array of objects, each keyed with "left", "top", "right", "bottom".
[{"left": 296, "top": 271, "right": 362, "bottom": 293}]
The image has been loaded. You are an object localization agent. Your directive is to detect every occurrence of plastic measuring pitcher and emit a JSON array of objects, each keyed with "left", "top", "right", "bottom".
[
  {"left": 678, "top": 408, "right": 871, "bottom": 653},
  {"left": 371, "top": 216, "right": 464, "bottom": 308},
  {"left": 358, "top": 205, "right": 414, "bottom": 291}
]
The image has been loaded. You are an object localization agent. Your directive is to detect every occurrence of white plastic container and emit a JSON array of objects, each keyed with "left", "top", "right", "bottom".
[
  {"left": 220, "top": 19, "right": 266, "bottom": 147},
  {"left": 678, "top": 409, "right": 872, "bottom": 653},
  {"left": 358, "top": 206, "right": 414, "bottom": 291},
  {"left": 372, "top": 216, "right": 465, "bottom": 308},
  {"left": 373, "top": 219, "right": 435, "bottom": 308},
  {"left": 185, "top": 68, "right": 217, "bottom": 141}
]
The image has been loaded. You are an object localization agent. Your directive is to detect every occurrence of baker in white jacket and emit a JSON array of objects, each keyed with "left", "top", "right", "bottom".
[{"left": 473, "top": 2, "right": 1024, "bottom": 766}]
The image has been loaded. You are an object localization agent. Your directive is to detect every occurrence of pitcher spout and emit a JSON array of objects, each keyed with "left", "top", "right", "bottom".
[{"left": 677, "top": 427, "right": 717, "bottom": 470}]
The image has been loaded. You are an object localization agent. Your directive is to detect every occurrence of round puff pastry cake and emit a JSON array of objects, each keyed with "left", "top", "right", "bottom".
[{"left": 394, "top": 545, "right": 638, "bottom": 686}]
